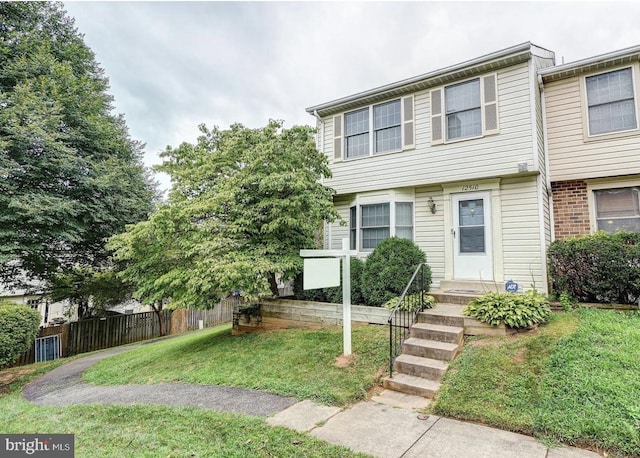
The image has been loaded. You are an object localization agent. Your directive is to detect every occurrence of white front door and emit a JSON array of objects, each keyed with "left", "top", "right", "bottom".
[{"left": 452, "top": 192, "right": 493, "bottom": 280}]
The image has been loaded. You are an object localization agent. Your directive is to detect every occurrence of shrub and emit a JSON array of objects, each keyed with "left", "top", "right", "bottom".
[
  {"left": 548, "top": 231, "right": 640, "bottom": 305},
  {"left": 463, "top": 290, "right": 551, "bottom": 328},
  {"left": 292, "top": 257, "right": 365, "bottom": 304},
  {"left": 0, "top": 301, "right": 41, "bottom": 367},
  {"left": 324, "top": 257, "right": 365, "bottom": 304},
  {"left": 292, "top": 271, "right": 327, "bottom": 302},
  {"left": 383, "top": 293, "right": 435, "bottom": 312},
  {"left": 361, "top": 237, "right": 430, "bottom": 307}
]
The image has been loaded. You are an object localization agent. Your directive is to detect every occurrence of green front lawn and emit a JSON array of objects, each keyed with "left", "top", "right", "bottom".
[
  {"left": 433, "top": 309, "right": 640, "bottom": 457},
  {"left": 84, "top": 324, "right": 389, "bottom": 405},
  {"left": 0, "top": 358, "right": 368, "bottom": 457}
]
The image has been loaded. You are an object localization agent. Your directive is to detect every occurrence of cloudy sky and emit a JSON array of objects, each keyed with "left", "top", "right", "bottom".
[{"left": 62, "top": 1, "right": 640, "bottom": 192}]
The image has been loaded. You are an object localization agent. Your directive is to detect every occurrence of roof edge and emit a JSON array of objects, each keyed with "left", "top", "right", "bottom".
[
  {"left": 306, "top": 42, "right": 541, "bottom": 116},
  {"left": 539, "top": 44, "right": 640, "bottom": 80}
]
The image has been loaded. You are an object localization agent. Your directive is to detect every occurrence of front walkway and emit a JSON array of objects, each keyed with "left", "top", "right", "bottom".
[
  {"left": 24, "top": 345, "right": 603, "bottom": 458},
  {"left": 268, "top": 393, "right": 603, "bottom": 458}
]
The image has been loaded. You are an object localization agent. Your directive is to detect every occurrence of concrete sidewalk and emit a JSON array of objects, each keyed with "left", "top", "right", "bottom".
[{"left": 267, "top": 391, "right": 602, "bottom": 458}]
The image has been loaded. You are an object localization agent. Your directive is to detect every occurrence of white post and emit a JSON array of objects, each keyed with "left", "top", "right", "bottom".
[{"left": 342, "top": 238, "right": 352, "bottom": 356}]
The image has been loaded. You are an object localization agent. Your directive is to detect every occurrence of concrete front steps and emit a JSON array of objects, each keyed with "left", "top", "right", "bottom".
[{"left": 383, "top": 303, "right": 466, "bottom": 399}]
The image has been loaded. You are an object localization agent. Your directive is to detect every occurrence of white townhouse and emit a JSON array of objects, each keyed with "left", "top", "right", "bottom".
[{"left": 306, "top": 42, "right": 556, "bottom": 292}]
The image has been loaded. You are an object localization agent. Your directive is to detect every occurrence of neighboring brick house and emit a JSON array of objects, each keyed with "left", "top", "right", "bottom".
[
  {"left": 306, "top": 43, "right": 556, "bottom": 292},
  {"left": 540, "top": 45, "right": 640, "bottom": 239}
]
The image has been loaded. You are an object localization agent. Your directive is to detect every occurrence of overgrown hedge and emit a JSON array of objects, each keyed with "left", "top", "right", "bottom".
[
  {"left": 548, "top": 231, "right": 640, "bottom": 304},
  {"left": 0, "top": 301, "right": 41, "bottom": 367}
]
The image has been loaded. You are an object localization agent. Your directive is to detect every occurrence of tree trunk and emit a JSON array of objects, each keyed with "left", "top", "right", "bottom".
[
  {"left": 268, "top": 272, "right": 279, "bottom": 297},
  {"left": 151, "top": 303, "right": 164, "bottom": 336}
]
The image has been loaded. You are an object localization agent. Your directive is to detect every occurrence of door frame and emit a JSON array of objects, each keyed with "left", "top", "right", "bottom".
[
  {"left": 442, "top": 179, "right": 504, "bottom": 283},
  {"left": 452, "top": 191, "right": 493, "bottom": 280}
]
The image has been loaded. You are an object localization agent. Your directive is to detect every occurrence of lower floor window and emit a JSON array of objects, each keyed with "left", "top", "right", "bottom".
[
  {"left": 594, "top": 187, "right": 640, "bottom": 233},
  {"left": 351, "top": 202, "right": 414, "bottom": 250}
]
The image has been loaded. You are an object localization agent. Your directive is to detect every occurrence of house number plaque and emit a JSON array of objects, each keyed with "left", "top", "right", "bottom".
[{"left": 461, "top": 184, "right": 479, "bottom": 191}]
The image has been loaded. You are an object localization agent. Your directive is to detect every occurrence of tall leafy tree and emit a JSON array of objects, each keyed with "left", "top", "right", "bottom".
[
  {"left": 0, "top": 2, "right": 156, "bottom": 290},
  {"left": 109, "top": 120, "right": 340, "bottom": 309}
]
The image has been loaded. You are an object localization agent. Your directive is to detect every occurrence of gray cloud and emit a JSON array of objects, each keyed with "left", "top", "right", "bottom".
[{"left": 63, "top": 1, "right": 640, "bottom": 192}]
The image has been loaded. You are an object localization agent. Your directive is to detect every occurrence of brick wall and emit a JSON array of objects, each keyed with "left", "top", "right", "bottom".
[{"left": 551, "top": 180, "right": 591, "bottom": 238}]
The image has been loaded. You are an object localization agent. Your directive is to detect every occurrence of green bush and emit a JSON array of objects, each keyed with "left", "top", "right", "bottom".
[
  {"left": 383, "top": 293, "right": 435, "bottom": 312},
  {"left": 0, "top": 301, "right": 41, "bottom": 367},
  {"left": 463, "top": 290, "right": 551, "bottom": 328},
  {"left": 361, "top": 237, "right": 430, "bottom": 307},
  {"left": 324, "top": 257, "right": 365, "bottom": 304},
  {"left": 548, "top": 231, "right": 640, "bottom": 304},
  {"left": 292, "top": 271, "right": 327, "bottom": 302}
]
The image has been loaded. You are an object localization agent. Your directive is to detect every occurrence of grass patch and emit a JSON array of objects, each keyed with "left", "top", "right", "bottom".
[
  {"left": 0, "top": 360, "right": 368, "bottom": 457},
  {"left": 433, "top": 309, "right": 640, "bottom": 456},
  {"left": 85, "top": 324, "right": 388, "bottom": 405},
  {"left": 536, "top": 309, "right": 640, "bottom": 456}
]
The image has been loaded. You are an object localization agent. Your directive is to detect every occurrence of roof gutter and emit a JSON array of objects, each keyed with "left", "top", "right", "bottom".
[
  {"left": 307, "top": 41, "right": 535, "bottom": 116},
  {"left": 539, "top": 43, "right": 640, "bottom": 81}
]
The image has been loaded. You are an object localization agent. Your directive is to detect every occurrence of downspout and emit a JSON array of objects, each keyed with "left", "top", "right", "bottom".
[
  {"left": 538, "top": 75, "right": 555, "bottom": 241},
  {"left": 538, "top": 74, "right": 554, "bottom": 294}
]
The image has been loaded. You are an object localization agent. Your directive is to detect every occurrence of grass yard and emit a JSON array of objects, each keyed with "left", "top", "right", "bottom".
[
  {"left": 0, "top": 352, "right": 369, "bottom": 457},
  {"left": 84, "top": 323, "right": 389, "bottom": 405},
  {"left": 433, "top": 309, "right": 640, "bottom": 457}
]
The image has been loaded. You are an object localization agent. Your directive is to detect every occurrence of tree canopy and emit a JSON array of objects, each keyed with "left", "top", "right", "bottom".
[
  {"left": 109, "top": 120, "right": 340, "bottom": 308},
  {"left": 0, "top": 2, "right": 156, "bottom": 289}
]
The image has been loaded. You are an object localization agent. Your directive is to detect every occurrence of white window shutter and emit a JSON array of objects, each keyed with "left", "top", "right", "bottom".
[
  {"left": 430, "top": 89, "right": 443, "bottom": 145},
  {"left": 333, "top": 114, "right": 343, "bottom": 160},
  {"left": 482, "top": 73, "right": 499, "bottom": 135},
  {"left": 402, "top": 95, "right": 415, "bottom": 150}
]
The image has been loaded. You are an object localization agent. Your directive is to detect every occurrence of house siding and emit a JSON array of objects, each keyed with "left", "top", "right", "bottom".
[
  {"left": 415, "top": 186, "right": 446, "bottom": 287},
  {"left": 324, "top": 63, "right": 538, "bottom": 196},
  {"left": 500, "top": 177, "right": 546, "bottom": 288},
  {"left": 544, "top": 73, "right": 640, "bottom": 182},
  {"left": 328, "top": 195, "right": 351, "bottom": 250}
]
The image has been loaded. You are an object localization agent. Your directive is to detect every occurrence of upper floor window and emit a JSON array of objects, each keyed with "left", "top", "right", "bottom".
[
  {"left": 586, "top": 67, "right": 638, "bottom": 136},
  {"left": 445, "top": 79, "right": 482, "bottom": 140},
  {"left": 333, "top": 96, "right": 415, "bottom": 161},
  {"left": 430, "top": 73, "right": 498, "bottom": 145},
  {"left": 374, "top": 99, "right": 402, "bottom": 153},
  {"left": 345, "top": 108, "right": 370, "bottom": 158},
  {"left": 594, "top": 187, "right": 640, "bottom": 233}
]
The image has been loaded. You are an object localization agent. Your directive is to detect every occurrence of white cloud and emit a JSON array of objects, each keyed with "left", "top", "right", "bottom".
[{"left": 62, "top": 1, "right": 640, "bottom": 194}]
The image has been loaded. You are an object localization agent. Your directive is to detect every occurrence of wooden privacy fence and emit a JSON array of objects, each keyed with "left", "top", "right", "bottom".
[
  {"left": 11, "top": 305, "right": 234, "bottom": 367},
  {"left": 67, "top": 310, "right": 172, "bottom": 356},
  {"left": 170, "top": 297, "right": 237, "bottom": 335}
]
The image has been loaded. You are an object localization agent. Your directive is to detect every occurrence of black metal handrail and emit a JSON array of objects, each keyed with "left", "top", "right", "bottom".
[{"left": 387, "top": 263, "right": 427, "bottom": 378}]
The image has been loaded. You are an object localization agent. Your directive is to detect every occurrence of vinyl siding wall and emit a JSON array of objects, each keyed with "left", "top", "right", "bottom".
[
  {"left": 500, "top": 177, "right": 545, "bottom": 287},
  {"left": 415, "top": 186, "right": 446, "bottom": 287},
  {"left": 545, "top": 72, "right": 640, "bottom": 181},
  {"left": 326, "top": 178, "right": 544, "bottom": 290},
  {"left": 322, "top": 63, "right": 538, "bottom": 195}
]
